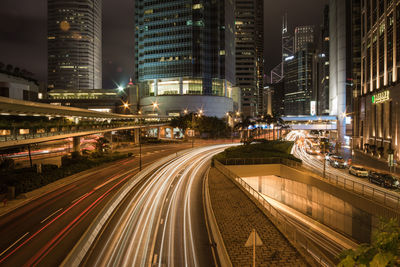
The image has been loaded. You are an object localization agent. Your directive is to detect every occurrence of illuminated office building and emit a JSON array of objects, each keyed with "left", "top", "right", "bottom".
[
  {"left": 135, "top": 0, "right": 236, "bottom": 118},
  {"left": 47, "top": 0, "right": 102, "bottom": 90},
  {"left": 235, "top": 0, "right": 264, "bottom": 117},
  {"left": 353, "top": 0, "right": 400, "bottom": 162}
]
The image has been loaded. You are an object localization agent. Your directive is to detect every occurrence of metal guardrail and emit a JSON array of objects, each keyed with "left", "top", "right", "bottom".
[
  {"left": 221, "top": 157, "right": 400, "bottom": 211},
  {"left": 217, "top": 157, "right": 302, "bottom": 167},
  {"left": 299, "top": 164, "right": 400, "bottom": 211},
  {"left": 214, "top": 160, "right": 335, "bottom": 267},
  {"left": 0, "top": 121, "right": 168, "bottom": 143}
]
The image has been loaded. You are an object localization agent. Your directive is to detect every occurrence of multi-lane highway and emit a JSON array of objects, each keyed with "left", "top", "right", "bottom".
[
  {"left": 65, "top": 144, "right": 232, "bottom": 267},
  {"left": 0, "top": 143, "right": 197, "bottom": 266}
]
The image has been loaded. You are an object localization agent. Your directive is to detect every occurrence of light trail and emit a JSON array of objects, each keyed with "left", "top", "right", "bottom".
[{"left": 76, "top": 145, "right": 233, "bottom": 267}]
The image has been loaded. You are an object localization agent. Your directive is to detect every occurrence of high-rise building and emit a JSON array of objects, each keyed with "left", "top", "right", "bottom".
[
  {"left": 284, "top": 43, "right": 316, "bottom": 115},
  {"left": 47, "top": 0, "right": 102, "bottom": 90},
  {"left": 329, "top": 0, "right": 361, "bottom": 146},
  {"left": 134, "top": 0, "right": 236, "bottom": 118},
  {"left": 353, "top": 0, "right": 400, "bottom": 162},
  {"left": 235, "top": 0, "right": 264, "bottom": 117},
  {"left": 294, "top": 25, "right": 315, "bottom": 52},
  {"left": 317, "top": 5, "right": 330, "bottom": 115}
]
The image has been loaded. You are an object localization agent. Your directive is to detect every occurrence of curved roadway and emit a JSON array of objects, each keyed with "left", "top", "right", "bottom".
[{"left": 69, "top": 145, "right": 232, "bottom": 267}]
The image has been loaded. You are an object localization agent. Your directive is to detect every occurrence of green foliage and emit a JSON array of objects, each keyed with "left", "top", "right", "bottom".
[
  {"left": 95, "top": 137, "right": 110, "bottom": 152},
  {"left": 0, "top": 158, "right": 15, "bottom": 170},
  {"left": 338, "top": 218, "right": 400, "bottom": 267},
  {"left": 0, "top": 152, "right": 129, "bottom": 196},
  {"left": 213, "top": 140, "right": 301, "bottom": 163},
  {"left": 170, "top": 114, "right": 230, "bottom": 138}
]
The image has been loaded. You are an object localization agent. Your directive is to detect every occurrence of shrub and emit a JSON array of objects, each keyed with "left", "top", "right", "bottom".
[
  {"left": 213, "top": 141, "right": 301, "bottom": 163},
  {"left": 0, "top": 152, "right": 129, "bottom": 197}
]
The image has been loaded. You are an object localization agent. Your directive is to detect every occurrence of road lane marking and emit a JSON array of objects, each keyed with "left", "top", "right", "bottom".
[
  {"left": 94, "top": 174, "right": 121, "bottom": 191},
  {"left": 71, "top": 193, "right": 89, "bottom": 204},
  {"left": 41, "top": 208, "right": 63, "bottom": 224},
  {"left": 160, "top": 219, "right": 164, "bottom": 225},
  {"left": 152, "top": 254, "right": 158, "bottom": 265},
  {"left": 0, "top": 232, "right": 29, "bottom": 258}
]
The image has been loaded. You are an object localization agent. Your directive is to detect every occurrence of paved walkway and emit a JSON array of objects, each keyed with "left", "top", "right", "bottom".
[{"left": 208, "top": 167, "right": 308, "bottom": 267}]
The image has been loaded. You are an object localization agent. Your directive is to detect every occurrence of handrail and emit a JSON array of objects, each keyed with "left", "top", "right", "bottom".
[{"left": 214, "top": 160, "right": 335, "bottom": 267}]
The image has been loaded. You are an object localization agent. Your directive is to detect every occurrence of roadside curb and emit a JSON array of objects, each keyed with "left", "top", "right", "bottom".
[{"left": 203, "top": 168, "right": 232, "bottom": 267}]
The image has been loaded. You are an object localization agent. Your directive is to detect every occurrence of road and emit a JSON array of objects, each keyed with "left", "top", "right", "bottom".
[
  {"left": 0, "top": 143, "right": 196, "bottom": 266},
  {"left": 286, "top": 131, "right": 400, "bottom": 208},
  {"left": 67, "top": 144, "right": 232, "bottom": 267}
]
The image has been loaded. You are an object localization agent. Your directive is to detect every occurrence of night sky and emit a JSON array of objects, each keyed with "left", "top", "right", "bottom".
[{"left": 0, "top": 0, "right": 328, "bottom": 89}]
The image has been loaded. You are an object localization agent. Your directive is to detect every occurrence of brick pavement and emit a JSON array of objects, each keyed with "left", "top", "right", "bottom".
[{"left": 208, "top": 167, "right": 308, "bottom": 267}]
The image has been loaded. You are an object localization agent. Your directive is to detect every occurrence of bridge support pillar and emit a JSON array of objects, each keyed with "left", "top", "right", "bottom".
[
  {"left": 73, "top": 136, "right": 81, "bottom": 154},
  {"left": 157, "top": 127, "right": 161, "bottom": 139}
]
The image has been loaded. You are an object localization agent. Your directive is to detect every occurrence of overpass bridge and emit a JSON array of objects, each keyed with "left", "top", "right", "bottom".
[
  {"left": 281, "top": 116, "right": 338, "bottom": 131},
  {"left": 0, "top": 97, "right": 173, "bottom": 150}
]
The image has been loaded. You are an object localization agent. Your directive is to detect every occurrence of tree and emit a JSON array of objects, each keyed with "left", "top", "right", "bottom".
[
  {"left": 170, "top": 114, "right": 192, "bottom": 135},
  {"left": 338, "top": 218, "right": 400, "bottom": 267},
  {"left": 197, "top": 116, "right": 229, "bottom": 138},
  {"left": 234, "top": 116, "right": 255, "bottom": 145},
  {"left": 95, "top": 137, "right": 110, "bottom": 152},
  {"left": 5, "top": 64, "right": 13, "bottom": 73}
]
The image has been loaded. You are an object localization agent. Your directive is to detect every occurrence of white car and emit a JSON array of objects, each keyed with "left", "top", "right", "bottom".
[{"left": 349, "top": 165, "right": 369, "bottom": 177}]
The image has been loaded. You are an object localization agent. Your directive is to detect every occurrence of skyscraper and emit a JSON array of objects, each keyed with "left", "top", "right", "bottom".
[
  {"left": 47, "top": 0, "right": 102, "bottom": 90},
  {"left": 353, "top": 0, "right": 400, "bottom": 161},
  {"left": 329, "top": 0, "right": 360, "bottom": 146},
  {"left": 235, "top": 0, "right": 264, "bottom": 117},
  {"left": 134, "top": 0, "right": 236, "bottom": 118},
  {"left": 294, "top": 26, "right": 315, "bottom": 52},
  {"left": 284, "top": 25, "right": 316, "bottom": 116},
  {"left": 317, "top": 5, "right": 330, "bottom": 115},
  {"left": 284, "top": 43, "right": 315, "bottom": 115}
]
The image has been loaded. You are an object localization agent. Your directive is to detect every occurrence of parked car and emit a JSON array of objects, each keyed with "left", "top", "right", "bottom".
[
  {"left": 348, "top": 165, "right": 369, "bottom": 177},
  {"left": 368, "top": 172, "right": 400, "bottom": 189},
  {"left": 328, "top": 155, "right": 347, "bottom": 168}
]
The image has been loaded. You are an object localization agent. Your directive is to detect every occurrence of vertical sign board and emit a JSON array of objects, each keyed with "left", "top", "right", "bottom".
[{"left": 310, "top": 101, "right": 316, "bottom": 116}]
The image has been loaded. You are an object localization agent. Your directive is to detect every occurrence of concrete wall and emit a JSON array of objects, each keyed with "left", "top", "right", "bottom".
[{"left": 227, "top": 164, "right": 400, "bottom": 243}]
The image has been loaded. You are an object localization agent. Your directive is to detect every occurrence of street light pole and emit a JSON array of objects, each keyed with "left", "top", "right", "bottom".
[
  {"left": 191, "top": 113, "right": 195, "bottom": 148},
  {"left": 139, "top": 127, "right": 142, "bottom": 171}
]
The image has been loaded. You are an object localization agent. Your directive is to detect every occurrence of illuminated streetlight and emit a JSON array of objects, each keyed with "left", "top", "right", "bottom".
[
  {"left": 118, "top": 85, "right": 124, "bottom": 91},
  {"left": 152, "top": 101, "right": 159, "bottom": 110}
]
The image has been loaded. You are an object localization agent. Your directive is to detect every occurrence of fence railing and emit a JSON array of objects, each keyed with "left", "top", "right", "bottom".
[
  {"left": 299, "top": 163, "right": 400, "bottom": 211},
  {"left": 0, "top": 121, "right": 167, "bottom": 143},
  {"left": 214, "top": 160, "right": 335, "bottom": 267},
  {"left": 218, "top": 157, "right": 302, "bottom": 168}
]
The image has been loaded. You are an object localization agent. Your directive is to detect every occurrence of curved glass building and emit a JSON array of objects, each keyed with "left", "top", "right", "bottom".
[{"left": 134, "top": 0, "right": 236, "bottom": 117}]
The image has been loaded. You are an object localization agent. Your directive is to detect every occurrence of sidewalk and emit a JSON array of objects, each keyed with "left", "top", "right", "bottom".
[{"left": 208, "top": 167, "right": 308, "bottom": 267}]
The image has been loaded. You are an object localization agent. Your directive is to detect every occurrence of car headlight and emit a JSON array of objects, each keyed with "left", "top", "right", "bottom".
[{"left": 335, "top": 162, "right": 338, "bottom": 165}]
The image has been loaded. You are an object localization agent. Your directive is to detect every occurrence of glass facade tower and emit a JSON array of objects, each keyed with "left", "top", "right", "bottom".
[{"left": 134, "top": 0, "right": 236, "bottom": 117}]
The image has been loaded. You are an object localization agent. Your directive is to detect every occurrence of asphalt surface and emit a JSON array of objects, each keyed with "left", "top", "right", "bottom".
[
  {"left": 79, "top": 145, "right": 232, "bottom": 267},
  {"left": 0, "top": 143, "right": 195, "bottom": 266},
  {"left": 286, "top": 131, "right": 400, "bottom": 207}
]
